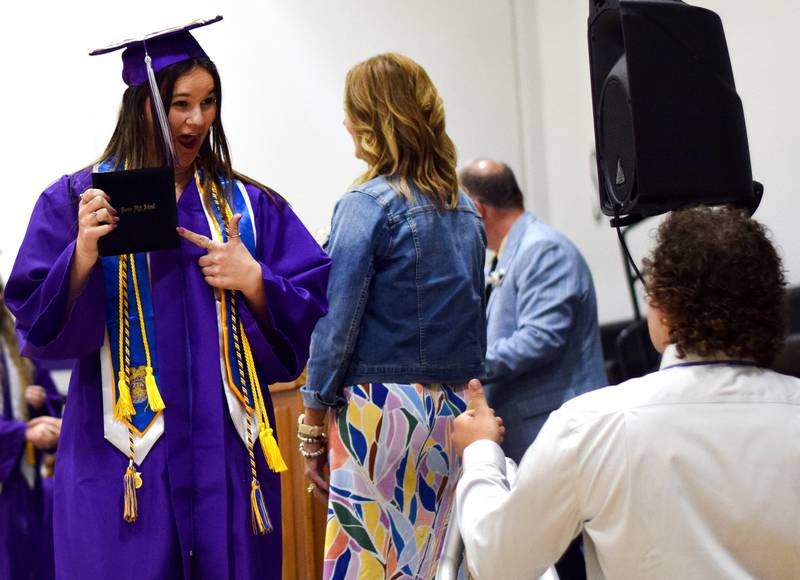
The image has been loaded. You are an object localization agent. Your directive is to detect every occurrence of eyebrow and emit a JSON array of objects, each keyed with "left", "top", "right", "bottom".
[{"left": 172, "top": 89, "right": 216, "bottom": 99}]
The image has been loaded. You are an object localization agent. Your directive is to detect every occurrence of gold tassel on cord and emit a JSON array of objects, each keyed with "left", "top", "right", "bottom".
[
  {"left": 131, "top": 258, "right": 166, "bottom": 414},
  {"left": 250, "top": 480, "right": 273, "bottom": 535},
  {"left": 115, "top": 372, "right": 135, "bottom": 421},
  {"left": 123, "top": 460, "right": 139, "bottom": 524},
  {"left": 258, "top": 427, "right": 288, "bottom": 473},
  {"left": 145, "top": 366, "right": 165, "bottom": 412},
  {"left": 244, "top": 332, "right": 287, "bottom": 472}
]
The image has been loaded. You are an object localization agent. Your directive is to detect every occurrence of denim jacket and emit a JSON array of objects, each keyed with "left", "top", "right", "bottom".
[{"left": 303, "top": 175, "right": 487, "bottom": 408}]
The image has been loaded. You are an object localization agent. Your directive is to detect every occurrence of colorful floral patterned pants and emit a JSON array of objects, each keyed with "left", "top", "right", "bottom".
[{"left": 323, "top": 383, "right": 467, "bottom": 579}]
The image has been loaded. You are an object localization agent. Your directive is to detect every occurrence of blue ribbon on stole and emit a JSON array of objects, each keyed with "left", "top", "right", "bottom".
[{"left": 101, "top": 253, "right": 162, "bottom": 435}]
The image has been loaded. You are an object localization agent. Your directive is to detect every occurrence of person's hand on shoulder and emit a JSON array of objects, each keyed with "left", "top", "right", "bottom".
[{"left": 454, "top": 379, "right": 505, "bottom": 456}]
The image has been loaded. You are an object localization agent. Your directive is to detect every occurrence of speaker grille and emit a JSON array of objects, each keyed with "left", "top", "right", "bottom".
[{"left": 599, "top": 57, "right": 636, "bottom": 208}]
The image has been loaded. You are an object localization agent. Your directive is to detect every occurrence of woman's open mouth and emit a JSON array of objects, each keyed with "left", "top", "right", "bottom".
[{"left": 176, "top": 134, "right": 199, "bottom": 150}]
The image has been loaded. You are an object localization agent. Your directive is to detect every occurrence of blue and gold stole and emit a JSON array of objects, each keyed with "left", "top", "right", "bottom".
[
  {"left": 95, "top": 159, "right": 166, "bottom": 524},
  {"left": 196, "top": 165, "right": 286, "bottom": 535},
  {"left": 96, "top": 160, "right": 286, "bottom": 532}
]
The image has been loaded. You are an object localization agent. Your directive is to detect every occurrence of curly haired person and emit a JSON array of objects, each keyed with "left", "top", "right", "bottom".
[{"left": 454, "top": 206, "right": 799, "bottom": 579}]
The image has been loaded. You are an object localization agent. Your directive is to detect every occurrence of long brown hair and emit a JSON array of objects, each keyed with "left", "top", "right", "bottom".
[
  {"left": 0, "top": 282, "right": 33, "bottom": 394},
  {"left": 344, "top": 53, "right": 458, "bottom": 209},
  {"left": 99, "top": 58, "right": 278, "bottom": 214}
]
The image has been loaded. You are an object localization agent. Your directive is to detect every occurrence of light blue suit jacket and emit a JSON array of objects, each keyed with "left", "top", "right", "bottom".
[{"left": 484, "top": 212, "right": 607, "bottom": 462}]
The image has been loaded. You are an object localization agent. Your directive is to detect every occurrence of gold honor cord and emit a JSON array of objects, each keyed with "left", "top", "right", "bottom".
[
  {"left": 200, "top": 166, "right": 287, "bottom": 535},
  {"left": 115, "top": 253, "right": 161, "bottom": 524},
  {"left": 130, "top": 259, "right": 165, "bottom": 413},
  {"left": 116, "top": 255, "right": 138, "bottom": 523}
]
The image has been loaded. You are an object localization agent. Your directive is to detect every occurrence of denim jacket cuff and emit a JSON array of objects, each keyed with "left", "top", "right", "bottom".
[{"left": 300, "top": 387, "right": 329, "bottom": 409}]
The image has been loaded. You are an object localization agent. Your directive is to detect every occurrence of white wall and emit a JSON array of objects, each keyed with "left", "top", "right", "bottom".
[
  {"left": 524, "top": 0, "right": 800, "bottom": 322},
  {"left": 0, "top": 0, "right": 524, "bottom": 272},
  {"left": 1, "top": 1, "right": 798, "bottom": 325}
]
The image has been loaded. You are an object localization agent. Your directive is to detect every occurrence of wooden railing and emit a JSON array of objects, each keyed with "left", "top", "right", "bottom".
[{"left": 269, "top": 376, "right": 328, "bottom": 579}]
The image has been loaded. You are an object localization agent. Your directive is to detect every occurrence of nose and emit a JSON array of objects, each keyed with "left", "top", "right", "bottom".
[{"left": 186, "top": 106, "right": 202, "bottom": 127}]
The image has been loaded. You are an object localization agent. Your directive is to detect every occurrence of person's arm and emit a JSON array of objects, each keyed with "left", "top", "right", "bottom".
[
  {"left": 301, "top": 191, "right": 389, "bottom": 409},
  {"left": 6, "top": 174, "right": 111, "bottom": 360},
  {"left": 456, "top": 397, "right": 584, "bottom": 579},
  {"left": 486, "top": 241, "right": 578, "bottom": 382}
]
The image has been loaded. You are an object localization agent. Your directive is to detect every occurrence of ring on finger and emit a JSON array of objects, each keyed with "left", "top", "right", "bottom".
[
  {"left": 306, "top": 483, "right": 316, "bottom": 494},
  {"left": 228, "top": 232, "right": 241, "bottom": 239}
]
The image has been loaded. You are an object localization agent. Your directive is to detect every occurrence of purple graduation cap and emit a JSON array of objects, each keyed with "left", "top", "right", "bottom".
[{"left": 90, "top": 16, "right": 223, "bottom": 163}]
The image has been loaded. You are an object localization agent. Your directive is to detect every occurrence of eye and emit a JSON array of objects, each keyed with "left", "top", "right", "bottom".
[
  {"left": 201, "top": 96, "right": 218, "bottom": 109},
  {"left": 171, "top": 99, "right": 189, "bottom": 109}
]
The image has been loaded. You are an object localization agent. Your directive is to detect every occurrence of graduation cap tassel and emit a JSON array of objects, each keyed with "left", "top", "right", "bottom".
[
  {"left": 129, "top": 255, "right": 166, "bottom": 413},
  {"left": 143, "top": 51, "right": 176, "bottom": 166}
]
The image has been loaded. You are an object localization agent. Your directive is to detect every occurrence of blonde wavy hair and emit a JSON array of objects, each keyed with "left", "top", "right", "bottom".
[{"left": 344, "top": 53, "right": 459, "bottom": 208}]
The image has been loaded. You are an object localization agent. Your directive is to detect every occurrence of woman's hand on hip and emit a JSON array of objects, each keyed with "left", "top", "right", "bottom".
[{"left": 177, "top": 214, "right": 263, "bottom": 297}]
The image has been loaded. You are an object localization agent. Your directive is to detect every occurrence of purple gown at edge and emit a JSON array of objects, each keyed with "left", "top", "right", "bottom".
[
  {"left": 0, "top": 359, "right": 62, "bottom": 580},
  {"left": 6, "top": 168, "right": 331, "bottom": 580}
]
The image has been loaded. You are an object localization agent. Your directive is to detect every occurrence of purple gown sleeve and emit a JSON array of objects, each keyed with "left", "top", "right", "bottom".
[
  {"left": 6, "top": 172, "right": 106, "bottom": 360},
  {"left": 0, "top": 419, "right": 26, "bottom": 483},
  {"left": 237, "top": 188, "right": 331, "bottom": 384}
]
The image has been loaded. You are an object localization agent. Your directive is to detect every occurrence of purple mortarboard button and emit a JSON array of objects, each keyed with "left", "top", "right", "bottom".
[{"left": 89, "top": 16, "right": 222, "bottom": 87}]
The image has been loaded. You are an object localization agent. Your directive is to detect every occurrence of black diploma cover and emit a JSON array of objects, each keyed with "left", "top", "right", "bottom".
[{"left": 92, "top": 167, "right": 180, "bottom": 256}]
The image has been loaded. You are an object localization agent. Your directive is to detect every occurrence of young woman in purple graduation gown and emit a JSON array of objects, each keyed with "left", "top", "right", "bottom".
[{"left": 6, "top": 21, "right": 330, "bottom": 580}]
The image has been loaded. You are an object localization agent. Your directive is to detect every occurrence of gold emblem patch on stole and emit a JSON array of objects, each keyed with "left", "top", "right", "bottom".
[{"left": 129, "top": 366, "right": 148, "bottom": 404}]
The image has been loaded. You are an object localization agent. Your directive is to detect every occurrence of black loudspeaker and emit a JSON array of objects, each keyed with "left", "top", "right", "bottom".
[{"left": 588, "top": 0, "right": 761, "bottom": 220}]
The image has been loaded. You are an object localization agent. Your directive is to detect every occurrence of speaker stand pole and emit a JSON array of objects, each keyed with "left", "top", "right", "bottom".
[{"left": 611, "top": 214, "right": 649, "bottom": 323}]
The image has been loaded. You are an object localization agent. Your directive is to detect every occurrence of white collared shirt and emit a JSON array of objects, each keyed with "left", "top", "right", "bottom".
[{"left": 457, "top": 345, "right": 800, "bottom": 579}]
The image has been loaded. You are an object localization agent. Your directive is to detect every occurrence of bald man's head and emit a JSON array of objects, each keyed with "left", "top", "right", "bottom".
[{"left": 458, "top": 159, "right": 524, "bottom": 210}]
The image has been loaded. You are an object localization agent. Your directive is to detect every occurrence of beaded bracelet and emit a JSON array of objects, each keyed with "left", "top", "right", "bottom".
[{"left": 298, "top": 442, "right": 326, "bottom": 458}]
